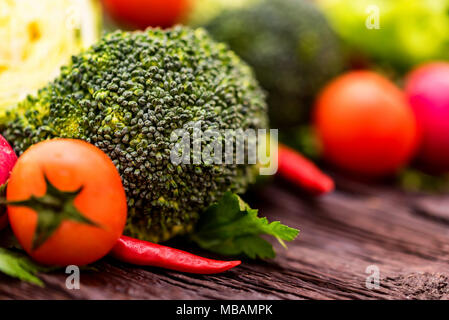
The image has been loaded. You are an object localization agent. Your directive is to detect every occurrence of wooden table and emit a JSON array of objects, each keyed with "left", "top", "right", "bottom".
[{"left": 1, "top": 176, "right": 449, "bottom": 300}]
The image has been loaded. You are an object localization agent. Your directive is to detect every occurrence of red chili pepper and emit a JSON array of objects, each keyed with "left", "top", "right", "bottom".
[
  {"left": 277, "top": 144, "right": 334, "bottom": 195},
  {"left": 110, "top": 235, "right": 241, "bottom": 274}
]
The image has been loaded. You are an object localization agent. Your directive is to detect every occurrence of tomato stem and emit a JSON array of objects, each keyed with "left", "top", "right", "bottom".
[{"left": 5, "top": 174, "right": 101, "bottom": 250}]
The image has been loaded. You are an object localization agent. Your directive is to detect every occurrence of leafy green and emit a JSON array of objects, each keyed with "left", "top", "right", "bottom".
[
  {"left": 399, "top": 168, "right": 449, "bottom": 193},
  {"left": 0, "top": 248, "right": 50, "bottom": 286},
  {"left": 191, "top": 192, "right": 299, "bottom": 259}
]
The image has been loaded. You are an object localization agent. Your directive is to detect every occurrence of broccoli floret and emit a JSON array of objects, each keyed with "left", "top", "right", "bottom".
[
  {"left": 2, "top": 26, "right": 268, "bottom": 242},
  {"left": 198, "top": 0, "right": 343, "bottom": 127}
]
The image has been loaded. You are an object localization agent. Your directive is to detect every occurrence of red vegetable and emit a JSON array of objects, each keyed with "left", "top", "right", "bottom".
[
  {"left": 101, "top": 0, "right": 191, "bottom": 29},
  {"left": 0, "top": 134, "right": 17, "bottom": 230},
  {"left": 7, "top": 139, "right": 127, "bottom": 266},
  {"left": 110, "top": 235, "right": 241, "bottom": 274},
  {"left": 277, "top": 144, "right": 334, "bottom": 195},
  {"left": 314, "top": 71, "right": 418, "bottom": 177},
  {"left": 405, "top": 62, "right": 449, "bottom": 173}
]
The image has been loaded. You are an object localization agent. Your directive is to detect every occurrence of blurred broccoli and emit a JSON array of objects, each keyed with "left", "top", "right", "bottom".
[{"left": 194, "top": 0, "right": 344, "bottom": 127}]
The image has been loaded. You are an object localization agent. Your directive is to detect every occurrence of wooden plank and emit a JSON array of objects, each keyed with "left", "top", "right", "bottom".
[{"left": 1, "top": 176, "right": 449, "bottom": 300}]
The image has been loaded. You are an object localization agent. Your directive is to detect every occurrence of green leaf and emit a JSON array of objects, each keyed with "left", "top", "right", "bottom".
[
  {"left": 0, "top": 248, "right": 49, "bottom": 286},
  {"left": 191, "top": 192, "right": 299, "bottom": 259}
]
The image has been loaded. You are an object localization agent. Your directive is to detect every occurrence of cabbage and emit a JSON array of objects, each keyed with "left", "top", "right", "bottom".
[
  {"left": 0, "top": 0, "right": 101, "bottom": 114},
  {"left": 317, "top": 0, "right": 449, "bottom": 72}
]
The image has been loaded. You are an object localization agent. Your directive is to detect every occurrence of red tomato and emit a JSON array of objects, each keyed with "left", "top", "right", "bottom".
[
  {"left": 7, "top": 139, "right": 127, "bottom": 266},
  {"left": 405, "top": 62, "right": 449, "bottom": 173},
  {"left": 101, "top": 0, "right": 191, "bottom": 29},
  {"left": 314, "top": 71, "right": 419, "bottom": 177}
]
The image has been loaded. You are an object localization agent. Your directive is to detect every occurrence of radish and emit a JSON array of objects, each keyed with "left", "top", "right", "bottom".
[
  {"left": 405, "top": 62, "right": 449, "bottom": 173},
  {"left": 0, "top": 134, "right": 17, "bottom": 229}
]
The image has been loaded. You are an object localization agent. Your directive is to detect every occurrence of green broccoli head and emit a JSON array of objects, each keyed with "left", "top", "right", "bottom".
[
  {"left": 2, "top": 26, "right": 268, "bottom": 242},
  {"left": 199, "top": 0, "right": 343, "bottom": 127}
]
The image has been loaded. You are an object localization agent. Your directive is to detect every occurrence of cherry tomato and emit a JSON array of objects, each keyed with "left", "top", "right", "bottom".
[
  {"left": 405, "top": 62, "right": 449, "bottom": 173},
  {"left": 101, "top": 0, "right": 191, "bottom": 29},
  {"left": 314, "top": 71, "right": 419, "bottom": 177},
  {"left": 7, "top": 139, "right": 127, "bottom": 266}
]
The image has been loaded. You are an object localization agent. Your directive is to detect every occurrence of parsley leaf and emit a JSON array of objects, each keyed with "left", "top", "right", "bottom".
[
  {"left": 191, "top": 192, "right": 299, "bottom": 259},
  {"left": 0, "top": 248, "right": 49, "bottom": 286}
]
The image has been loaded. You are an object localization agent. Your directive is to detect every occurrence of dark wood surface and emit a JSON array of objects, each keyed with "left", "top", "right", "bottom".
[{"left": 1, "top": 175, "right": 449, "bottom": 300}]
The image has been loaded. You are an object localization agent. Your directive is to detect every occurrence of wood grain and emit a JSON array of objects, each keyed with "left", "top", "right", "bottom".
[{"left": 1, "top": 175, "right": 449, "bottom": 300}]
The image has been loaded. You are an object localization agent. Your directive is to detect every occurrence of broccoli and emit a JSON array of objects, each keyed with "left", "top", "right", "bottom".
[
  {"left": 197, "top": 0, "right": 343, "bottom": 127},
  {"left": 2, "top": 26, "right": 268, "bottom": 242}
]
